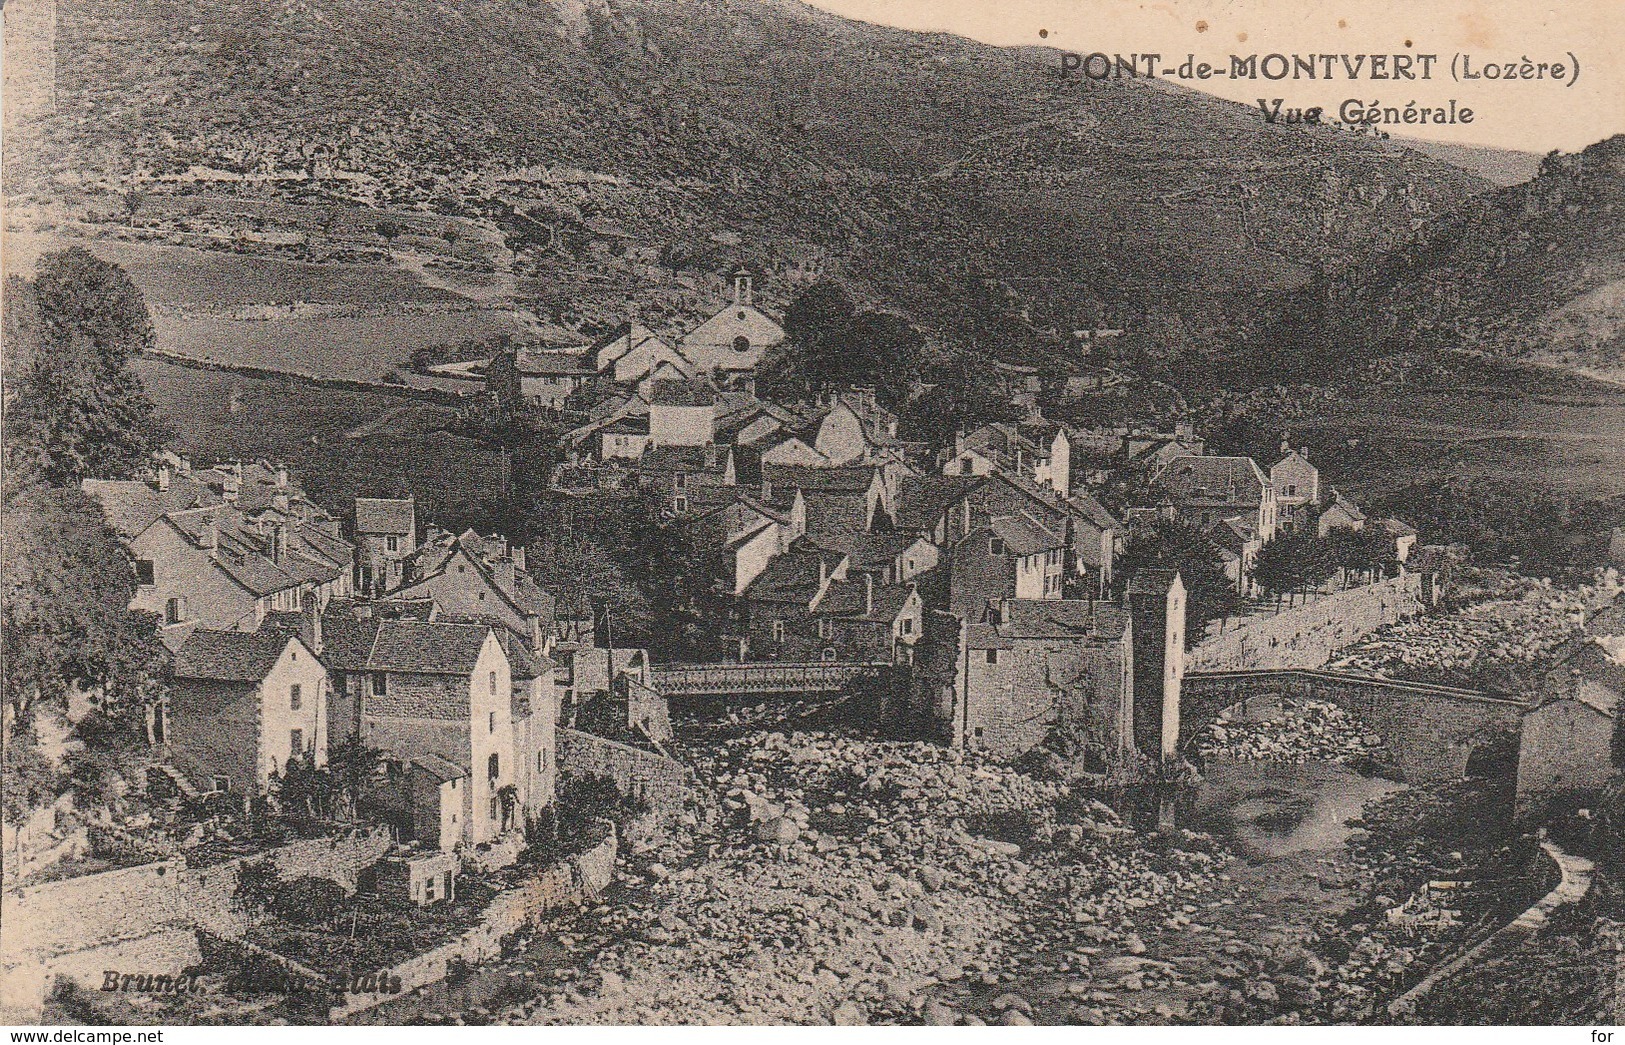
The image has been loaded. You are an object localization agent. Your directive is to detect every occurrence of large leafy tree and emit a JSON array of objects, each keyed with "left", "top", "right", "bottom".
[
  {"left": 3, "top": 249, "right": 167, "bottom": 486},
  {"left": 1117, "top": 520, "right": 1243, "bottom": 644},
  {"left": 761, "top": 282, "right": 924, "bottom": 408},
  {"left": 0, "top": 485, "right": 166, "bottom": 731}
]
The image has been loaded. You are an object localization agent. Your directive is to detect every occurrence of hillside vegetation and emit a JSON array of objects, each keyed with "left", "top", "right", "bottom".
[
  {"left": 10, "top": 0, "right": 1495, "bottom": 367},
  {"left": 1254, "top": 135, "right": 1625, "bottom": 386}
]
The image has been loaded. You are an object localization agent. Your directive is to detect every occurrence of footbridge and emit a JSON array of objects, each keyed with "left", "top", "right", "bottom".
[
  {"left": 1182, "top": 669, "right": 1528, "bottom": 784},
  {"left": 650, "top": 660, "right": 890, "bottom": 698}
]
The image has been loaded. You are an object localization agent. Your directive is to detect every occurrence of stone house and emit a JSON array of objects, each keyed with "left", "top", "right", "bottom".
[
  {"left": 943, "top": 419, "right": 1073, "bottom": 495},
  {"left": 592, "top": 321, "right": 692, "bottom": 386},
  {"left": 486, "top": 346, "right": 597, "bottom": 410},
  {"left": 353, "top": 497, "right": 416, "bottom": 596},
  {"left": 1153, "top": 455, "right": 1278, "bottom": 544},
  {"left": 387, "top": 528, "right": 555, "bottom": 655},
  {"left": 688, "top": 489, "right": 807, "bottom": 595},
  {"left": 1316, "top": 489, "right": 1368, "bottom": 537},
  {"left": 636, "top": 445, "right": 737, "bottom": 514},
  {"left": 86, "top": 462, "right": 354, "bottom": 633},
  {"left": 1515, "top": 641, "right": 1625, "bottom": 818},
  {"left": 809, "top": 574, "right": 923, "bottom": 665},
  {"left": 743, "top": 548, "right": 849, "bottom": 661},
  {"left": 948, "top": 514, "right": 1067, "bottom": 623},
  {"left": 915, "top": 599, "right": 1136, "bottom": 764},
  {"left": 1269, "top": 447, "right": 1319, "bottom": 533},
  {"left": 321, "top": 613, "right": 517, "bottom": 849},
  {"left": 161, "top": 626, "right": 328, "bottom": 797}
]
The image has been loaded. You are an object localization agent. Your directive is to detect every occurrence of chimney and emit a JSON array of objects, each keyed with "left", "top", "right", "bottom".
[
  {"left": 864, "top": 573, "right": 874, "bottom": 616},
  {"left": 733, "top": 269, "right": 752, "bottom": 306},
  {"left": 1281, "top": 437, "right": 1291, "bottom": 455},
  {"left": 273, "top": 491, "right": 290, "bottom": 514},
  {"left": 276, "top": 463, "right": 289, "bottom": 489},
  {"left": 271, "top": 522, "right": 287, "bottom": 564},
  {"left": 206, "top": 514, "right": 220, "bottom": 554},
  {"left": 512, "top": 545, "right": 526, "bottom": 572},
  {"left": 301, "top": 593, "right": 323, "bottom": 655},
  {"left": 157, "top": 463, "right": 172, "bottom": 492}
]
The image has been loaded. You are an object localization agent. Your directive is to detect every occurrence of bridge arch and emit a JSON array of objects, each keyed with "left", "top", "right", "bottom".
[{"left": 1180, "top": 670, "right": 1526, "bottom": 784}]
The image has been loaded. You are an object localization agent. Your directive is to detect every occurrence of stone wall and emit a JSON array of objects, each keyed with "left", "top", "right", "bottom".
[
  {"left": 1188, "top": 574, "right": 1429, "bottom": 672},
  {"left": 0, "top": 829, "right": 391, "bottom": 1019},
  {"left": 1182, "top": 670, "right": 1524, "bottom": 783},
  {"left": 557, "top": 728, "right": 691, "bottom": 816},
  {"left": 332, "top": 825, "right": 617, "bottom": 1018}
]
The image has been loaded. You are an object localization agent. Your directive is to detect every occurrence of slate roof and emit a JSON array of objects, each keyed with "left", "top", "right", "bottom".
[
  {"left": 1126, "top": 568, "right": 1181, "bottom": 596},
  {"left": 169, "top": 628, "right": 299, "bottom": 683},
  {"left": 355, "top": 498, "right": 415, "bottom": 535},
  {"left": 368, "top": 620, "right": 492, "bottom": 675},
  {"left": 762, "top": 463, "right": 876, "bottom": 493},
  {"left": 648, "top": 380, "right": 716, "bottom": 408},
  {"left": 814, "top": 531, "right": 920, "bottom": 572},
  {"left": 744, "top": 549, "right": 844, "bottom": 604},
  {"left": 814, "top": 579, "right": 917, "bottom": 622},
  {"left": 410, "top": 753, "right": 467, "bottom": 783},
  {"left": 965, "top": 599, "right": 1130, "bottom": 648},
  {"left": 894, "top": 474, "right": 985, "bottom": 530},
  {"left": 987, "top": 513, "right": 1065, "bottom": 556},
  {"left": 1156, "top": 456, "right": 1269, "bottom": 507},
  {"left": 82, "top": 477, "right": 221, "bottom": 538}
]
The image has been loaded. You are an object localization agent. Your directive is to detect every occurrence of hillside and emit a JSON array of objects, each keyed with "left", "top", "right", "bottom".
[
  {"left": 3, "top": 0, "right": 1497, "bottom": 369},
  {"left": 1256, "top": 135, "right": 1625, "bottom": 386}
]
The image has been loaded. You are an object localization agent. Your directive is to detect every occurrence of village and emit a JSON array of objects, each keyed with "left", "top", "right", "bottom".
[{"left": 4, "top": 254, "right": 1625, "bottom": 1028}]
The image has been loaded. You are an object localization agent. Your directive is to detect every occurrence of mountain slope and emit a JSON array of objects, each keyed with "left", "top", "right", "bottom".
[
  {"left": 1258, "top": 135, "right": 1625, "bottom": 385},
  {"left": 13, "top": 0, "right": 1496, "bottom": 361}
]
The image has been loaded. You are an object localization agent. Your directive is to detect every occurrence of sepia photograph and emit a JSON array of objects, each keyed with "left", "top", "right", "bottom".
[{"left": 1, "top": 0, "right": 1623, "bottom": 1031}]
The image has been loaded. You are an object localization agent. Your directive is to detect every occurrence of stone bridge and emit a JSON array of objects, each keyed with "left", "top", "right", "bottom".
[
  {"left": 1181, "top": 670, "right": 1528, "bottom": 784},
  {"left": 650, "top": 660, "right": 890, "bottom": 699}
]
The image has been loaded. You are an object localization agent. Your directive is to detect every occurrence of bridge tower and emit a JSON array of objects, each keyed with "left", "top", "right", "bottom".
[{"left": 1128, "top": 568, "right": 1186, "bottom": 762}]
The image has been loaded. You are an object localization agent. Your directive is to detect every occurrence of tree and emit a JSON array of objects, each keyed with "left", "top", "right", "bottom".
[
  {"left": 1252, "top": 531, "right": 1339, "bottom": 605},
  {"left": 528, "top": 529, "right": 651, "bottom": 643},
  {"left": 0, "top": 485, "right": 167, "bottom": 732},
  {"left": 4, "top": 250, "right": 168, "bottom": 486},
  {"left": 32, "top": 247, "right": 156, "bottom": 363},
  {"left": 840, "top": 311, "right": 924, "bottom": 407},
  {"left": 783, "top": 282, "right": 856, "bottom": 356},
  {"left": 1117, "top": 521, "right": 1242, "bottom": 643},
  {"left": 5, "top": 331, "right": 168, "bottom": 486}
]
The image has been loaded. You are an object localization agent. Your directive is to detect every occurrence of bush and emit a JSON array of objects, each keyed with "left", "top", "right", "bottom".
[{"left": 267, "top": 876, "right": 349, "bottom": 929}]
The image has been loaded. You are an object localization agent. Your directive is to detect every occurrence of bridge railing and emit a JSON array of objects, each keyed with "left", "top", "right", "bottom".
[
  {"left": 1185, "top": 667, "right": 1525, "bottom": 706},
  {"left": 650, "top": 661, "right": 890, "bottom": 696}
]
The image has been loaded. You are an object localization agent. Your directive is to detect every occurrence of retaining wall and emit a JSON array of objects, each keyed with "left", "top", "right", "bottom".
[
  {"left": 1188, "top": 574, "right": 1429, "bottom": 672},
  {"left": 333, "top": 825, "right": 617, "bottom": 1018}
]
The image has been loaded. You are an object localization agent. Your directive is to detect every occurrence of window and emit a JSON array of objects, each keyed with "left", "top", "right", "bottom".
[
  {"left": 386, "top": 535, "right": 399, "bottom": 553},
  {"left": 488, "top": 753, "right": 499, "bottom": 780},
  {"left": 901, "top": 618, "right": 914, "bottom": 636},
  {"left": 211, "top": 775, "right": 231, "bottom": 793},
  {"left": 424, "top": 875, "right": 437, "bottom": 902},
  {"left": 489, "top": 671, "right": 498, "bottom": 697},
  {"left": 673, "top": 473, "right": 687, "bottom": 491},
  {"left": 133, "top": 559, "right": 155, "bottom": 586},
  {"left": 989, "top": 537, "right": 1006, "bottom": 556},
  {"left": 290, "top": 684, "right": 302, "bottom": 710},
  {"left": 332, "top": 670, "right": 345, "bottom": 692},
  {"left": 1286, "top": 484, "right": 1297, "bottom": 497},
  {"left": 817, "top": 619, "right": 833, "bottom": 640},
  {"left": 771, "top": 620, "right": 785, "bottom": 642},
  {"left": 822, "top": 647, "right": 836, "bottom": 662},
  {"left": 732, "top": 335, "right": 750, "bottom": 353},
  {"left": 985, "top": 649, "right": 1000, "bottom": 665},
  {"left": 488, "top": 710, "right": 496, "bottom": 733},
  {"left": 673, "top": 496, "right": 688, "bottom": 515},
  {"left": 537, "top": 751, "right": 545, "bottom": 772},
  {"left": 164, "top": 597, "right": 183, "bottom": 625},
  {"left": 371, "top": 672, "right": 387, "bottom": 696},
  {"left": 489, "top": 796, "right": 499, "bottom": 820},
  {"left": 290, "top": 729, "right": 303, "bottom": 757}
]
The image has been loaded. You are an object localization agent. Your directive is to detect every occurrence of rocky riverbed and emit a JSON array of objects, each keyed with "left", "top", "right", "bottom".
[{"left": 348, "top": 728, "right": 1516, "bottom": 1027}]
